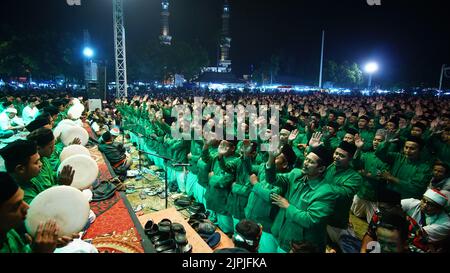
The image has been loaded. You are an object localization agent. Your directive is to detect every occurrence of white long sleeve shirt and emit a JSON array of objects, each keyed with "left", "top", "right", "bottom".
[
  {"left": 401, "top": 198, "right": 450, "bottom": 242},
  {"left": 22, "top": 105, "right": 39, "bottom": 125}
]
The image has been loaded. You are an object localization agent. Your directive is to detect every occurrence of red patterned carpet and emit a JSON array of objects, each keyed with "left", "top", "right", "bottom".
[
  {"left": 83, "top": 194, "right": 144, "bottom": 253},
  {"left": 82, "top": 123, "right": 144, "bottom": 253}
]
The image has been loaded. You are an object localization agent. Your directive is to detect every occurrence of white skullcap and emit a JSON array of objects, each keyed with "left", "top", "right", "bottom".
[
  {"left": 110, "top": 127, "right": 120, "bottom": 137},
  {"left": 5, "top": 108, "right": 17, "bottom": 114},
  {"left": 423, "top": 189, "right": 448, "bottom": 207}
]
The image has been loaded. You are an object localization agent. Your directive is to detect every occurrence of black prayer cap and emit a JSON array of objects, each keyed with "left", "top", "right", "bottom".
[
  {"left": 337, "top": 141, "right": 357, "bottom": 158},
  {"left": 25, "top": 117, "right": 50, "bottom": 133},
  {"left": 0, "top": 140, "right": 37, "bottom": 173},
  {"left": 387, "top": 117, "right": 399, "bottom": 128},
  {"left": 282, "top": 123, "right": 296, "bottom": 132},
  {"left": 337, "top": 112, "right": 346, "bottom": 118},
  {"left": 0, "top": 172, "right": 19, "bottom": 205},
  {"left": 27, "top": 128, "right": 55, "bottom": 147},
  {"left": 405, "top": 135, "right": 424, "bottom": 148},
  {"left": 42, "top": 106, "right": 59, "bottom": 116},
  {"left": 310, "top": 146, "right": 333, "bottom": 168},
  {"left": 327, "top": 121, "right": 340, "bottom": 131},
  {"left": 281, "top": 144, "right": 297, "bottom": 168},
  {"left": 411, "top": 122, "right": 426, "bottom": 132},
  {"left": 345, "top": 127, "right": 359, "bottom": 136},
  {"left": 102, "top": 131, "right": 112, "bottom": 142},
  {"left": 359, "top": 115, "right": 370, "bottom": 122}
]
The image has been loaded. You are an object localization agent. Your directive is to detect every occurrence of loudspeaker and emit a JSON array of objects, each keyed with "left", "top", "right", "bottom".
[{"left": 87, "top": 82, "right": 101, "bottom": 99}]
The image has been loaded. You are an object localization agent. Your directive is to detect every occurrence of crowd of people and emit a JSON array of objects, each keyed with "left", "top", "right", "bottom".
[{"left": 1, "top": 88, "right": 450, "bottom": 253}]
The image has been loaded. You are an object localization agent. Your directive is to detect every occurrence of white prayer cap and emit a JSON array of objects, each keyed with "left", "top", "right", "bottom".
[
  {"left": 423, "top": 189, "right": 448, "bottom": 207},
  {"left": 110, "top": 127, "right": 120, "bottom": 137},
  {"left": 5, "top": 108, "right": 17, "bottom": 114}
]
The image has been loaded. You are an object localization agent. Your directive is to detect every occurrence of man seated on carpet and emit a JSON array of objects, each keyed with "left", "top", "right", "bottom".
[
  {"left": 98, "top": 130, "right": 132, "bottom": 175},
  {"left": 401, "top": 189, "right": 450, "bottom": 252},
  {"left": 0, "top": 107, "right": 25, "bottom": 136},
  {"left": 0, "top": 172, "right": 59, "bottom": 253},
  {"left": 0, "top": 141, "right": 78, "bottom": 249},
  {"left": 24, "top": 128, "right": 75, "bottom": 203}
]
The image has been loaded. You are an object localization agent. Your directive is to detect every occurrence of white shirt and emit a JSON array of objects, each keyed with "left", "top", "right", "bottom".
[
  {"left": 401, "top": 198, "right": 450, "bottom": 242},
  {"left": 22, "top": 105, "right": 39, "bottom": 125},
  {"left": 0, "top": 112, "right": 24, "bottom": 131}
]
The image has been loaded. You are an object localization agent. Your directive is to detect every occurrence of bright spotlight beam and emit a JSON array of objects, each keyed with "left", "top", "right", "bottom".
[
  {"left": 365, "top": 62, "right": 379, "bottom": 74},
  {"left": 83, "top": 47, "right": 94, "bottom": 58}
]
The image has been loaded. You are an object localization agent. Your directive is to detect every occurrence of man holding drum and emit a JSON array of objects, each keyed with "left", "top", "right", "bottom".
[
  {"left": 0, "top": 172, "right": 59, "bottom": 253},
  {"left": 0, "top": 139, "right": 79, "bottom": 248}
]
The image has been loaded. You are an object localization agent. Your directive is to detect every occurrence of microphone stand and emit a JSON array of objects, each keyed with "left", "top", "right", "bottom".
[{"left": 137, "top": 149, "right": 173, "bottom": 209}]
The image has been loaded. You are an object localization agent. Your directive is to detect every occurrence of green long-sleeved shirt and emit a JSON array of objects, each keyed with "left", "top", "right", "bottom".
[
  {"left": 0, "top": 229, "right": 32, "bottom": 253},
  {"left": 18, "top": 157, "right": 59, "bottom": 204},
  {"left": 202, "top": 147, "right": 238, "bottom": 215},
  {"left": 222, "top": 156, "right": 257, "bottom": 220},
  {"left": 353, "top": 151, "right": 389, "bottom": 201},
  {"left": 244, "top": 163, "right": 285, "bottom": 233},
  {"left": 375, "top": 141, "right": 432, "bottom": 199},
  {"left": 324, "top": 164, "right": 362, "bottom": 229},
  {"left": 266, "top": 167, "right": 337, "bottom": 252}
]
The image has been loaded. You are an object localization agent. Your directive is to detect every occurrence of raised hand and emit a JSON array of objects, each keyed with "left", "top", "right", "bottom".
[
  {"left": 309, "top": 132, "right": 323, "bottom": 148},
  {"left": 288, "top": 129, "right": 299, "bottom": 142},
  {"left": 59, "top": 165, "right": 75, "bottom": 186},
  {"left": 354, "top": 134, "right": 364, "bottom": 149},
  {"left": 250, "top": 174, "right": 259, "bottom": 185}
]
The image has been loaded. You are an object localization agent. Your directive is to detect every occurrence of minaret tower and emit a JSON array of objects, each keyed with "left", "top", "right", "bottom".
[
  {"left": 219, "top": 0, "right": 231, "bottom": 71},
  {"left": 160, "top": 0, "right": 172, "bottom": 45}
]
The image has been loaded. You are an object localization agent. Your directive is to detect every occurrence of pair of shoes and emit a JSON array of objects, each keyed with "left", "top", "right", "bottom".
[
  {"left": 199, "top": 232, "right": 221, "bottom": 249},
  {"left": 188, "top": 202, "right": 206, "bottom": 214},
  {"left": 191, "top": 221, "right": 216, "bottom": 235},
  {"left": 174, "top": 196, "right": 192, "bottom": 207}
]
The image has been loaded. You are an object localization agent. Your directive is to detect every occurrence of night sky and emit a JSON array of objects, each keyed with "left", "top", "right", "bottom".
[{"left": 2, "top": 0, "right": 450, "bottom": 87}]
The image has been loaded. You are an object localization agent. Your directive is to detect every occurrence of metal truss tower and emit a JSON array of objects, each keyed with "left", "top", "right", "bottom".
[{"left": 113, "top": 0, "right": 128, "bottom": 98}]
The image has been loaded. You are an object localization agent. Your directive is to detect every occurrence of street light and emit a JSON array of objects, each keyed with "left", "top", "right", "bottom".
[
  {"left": 364, "top": 62, "right": 379, "bottom": 89},
  {"left": 83, "top": 47, "right": 94, "bottom": 59}
]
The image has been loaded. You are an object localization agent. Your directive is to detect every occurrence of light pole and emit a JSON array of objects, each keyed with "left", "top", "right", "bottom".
[
  {"left": 365, "top": 62, "right": 379, "bottom": 89},
  {"left": 83, "top": 47, "right": 95, "bottom": 84}
]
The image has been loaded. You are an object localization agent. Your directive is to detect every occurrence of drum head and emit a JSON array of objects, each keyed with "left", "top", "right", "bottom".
[
  {"left": 68, "top": 104, "right": 84, "bottom": 120},
  {"left": 53, "top": 123, "right": 76, "bottom": 139},
  {"left": 60, "top": 126, "right": 89, "bottom": 146},
  {"left": 60, "top": 145, "right": 91, "bottom": 162},
  {"left": 58, "top": 119, "right": 78, "bottom": 127},
  {"left": 58, "top": 154, "right": 98, "bottom": 190},
  {"left": 25, "top": 186, "right": 90, "bottom": 237}
]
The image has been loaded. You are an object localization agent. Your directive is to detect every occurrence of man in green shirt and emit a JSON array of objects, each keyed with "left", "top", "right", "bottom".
[
  {"left": 325, "top": 141, "right": 362, "bottom": 247},
  {"left": 375, "top": 136, "right": 432, "bottom": 200},
  {"left": 351, "top": 132, "right": 389, "bottom": 223},
  {"left": 265, "top": 146, "right": 336, "bottom": 253},
  {"left": 0, "top": 172, "right": 59, "bottom": 253},
  {"left": 357, "top": 115, "right": 375, "bottom": 152},
  {"left": 202, "top": 138, "right": 239, "bottom": 235},
  {"left": 245, "top": 145, "right": 296, "bottom": 253},
  {"left": 25, "top": 128, "right": 74, "bottom": 204}
]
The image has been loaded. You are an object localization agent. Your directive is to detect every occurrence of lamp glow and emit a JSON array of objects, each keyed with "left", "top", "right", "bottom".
[
  {"left": 365, "top": 62, "right": 379, "bottom": 74},
  {"left": 83, "top": 47, "right": 94, "bottom": 58}
]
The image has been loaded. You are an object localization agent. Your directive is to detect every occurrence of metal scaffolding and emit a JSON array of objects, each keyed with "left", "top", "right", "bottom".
[{"left": 113, "top": 0, "right": 128, "bottom": 98}]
